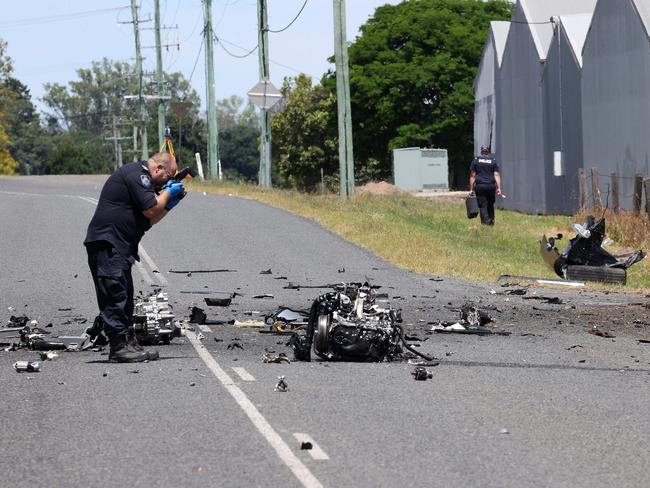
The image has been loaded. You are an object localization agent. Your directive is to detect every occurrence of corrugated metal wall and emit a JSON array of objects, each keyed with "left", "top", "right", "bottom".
[
  {"left": 543, "top": 23, "right": 584, "bottom": 215},
  {"left": 474, "top": 31, "right": 496, "bottom": 156},
  {"left": 582, "top": 0, "right": 650, "bottom": 210}
]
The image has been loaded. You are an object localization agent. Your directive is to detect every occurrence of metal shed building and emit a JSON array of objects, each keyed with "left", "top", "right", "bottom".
[
  {"left": 581, "top": 0, "right": 650, "bottom": 210},
  {"left": 496, "top": 0, "right": 596, "bottom": 214},
  {"left": 473, "top": 21, "right": 510, "bottom": 157},
  {"left": 542, "top": 14, "right": 592, "bottom": 215}
]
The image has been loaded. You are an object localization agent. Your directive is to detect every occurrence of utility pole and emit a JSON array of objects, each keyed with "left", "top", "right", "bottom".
[
  {"left": 130, "top": 0, "right": 148, "bottom": 160},
  {"left": 202, "top": 0, "right": 219, "bottom": 179},
  {"left": 256, "top": 0, "right": 272, "bottom": 188},
  {"left": 333, "top": 0, "right": 355, "bottom": 198},
  {"left": 154, "top": 0, "right": 165, "bottom": 149}
]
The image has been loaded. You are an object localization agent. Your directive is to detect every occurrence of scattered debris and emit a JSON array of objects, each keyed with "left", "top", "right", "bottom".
[
  {"left": 499, "top": 428, "right": 510, "bottom": 435},
  {"left": 189, "top": 382, "right": 196, "bottom": 387},
  {"left": 189, "top": 306, "right": 227, "bottom": 325},
  {"left": 301, "top": 442, "right": 313, "bottom": 450},
  {"left": 39, "top": 351, "right": 58, "bottom": 361},
  {"left": 263, "top": 352, "right": 291, "bottom": 364},
  {"left": 498, "top": 275, "right": 584, "bottom": 288},
  {"left": 522, "top": 296, "right": 563, "bottom": 304},
  {"left": 204, "top": 297, "right": 232, "bottom": 307},
  {"left": 260, "top": 269, "right": 272, "bottom": 274},
  {"left": 567, "top": 344, "right": 583, "bottom": 350},
  {"left": 638, "top": 339, "right": 650, "bottom": 344},
  {"left": 274, "top": 376, "right": 288, "bottom": 392},
  {"left": 252, "top": 294, "right": 274, "bottom": 299},
  {"left": 411, "top": 366, "right": 433, "bottom": 381},
  {"left": 14, "top": 361, "right": 40, "bottom": 373},
  {"left": 589, "top": 327, "right": 615, "bottom": 338},
  {"left": 233, "top": 320, "right": 266, "bottom": 328},
  {"left": 169, "top": 269, "right": 236, "bottom": 274},
  {"left": 460, "top": 302, "right": 492, "bottom": 327},
  {"left": 227, "top": 342, "right": 244, "bottom": 350}
]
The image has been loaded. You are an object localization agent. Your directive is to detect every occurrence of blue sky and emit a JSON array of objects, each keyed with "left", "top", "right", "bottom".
[{"left": 1, "top": 0, "right": 400, "bottom": 113}]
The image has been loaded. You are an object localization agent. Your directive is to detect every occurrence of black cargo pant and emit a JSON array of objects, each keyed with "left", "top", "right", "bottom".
[
  {"left": 86, "top": 241, "right": 134, "bottom": 340},
  {"left": 475, "top": 183, "right": 496, "bottom": 225}
]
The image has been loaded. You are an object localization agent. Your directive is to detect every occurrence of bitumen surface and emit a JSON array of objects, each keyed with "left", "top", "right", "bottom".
[{"left": 0, "top": 176, "right": 649, "bottom": 488}]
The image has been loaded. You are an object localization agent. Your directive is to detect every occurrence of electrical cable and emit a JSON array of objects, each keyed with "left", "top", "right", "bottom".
[
  {"left": 267, "top": 0, "right": 309, "bottom": 33},
  {"left": 214, "top": 35, "right": 258, "bottom": 58},
  {"left": 188, "top": 36, "right": 204, "bottom": 84},
  {"left": 0, "top": 6, "right": 130, "bottom": 28}
]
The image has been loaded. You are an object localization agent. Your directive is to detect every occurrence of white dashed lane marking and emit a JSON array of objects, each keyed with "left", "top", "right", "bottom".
[
  {"left": 293, "top": 433, "right": 330, "bottom": 461},
  {"left": 231, "top": 367, "right": 256, "bottom": 382}
]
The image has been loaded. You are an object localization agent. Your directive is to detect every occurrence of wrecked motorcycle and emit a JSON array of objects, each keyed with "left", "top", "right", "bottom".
[
  {"left": 541, "top": 216, "right": 645, "bottom": 284},
  {"left": 290, "top": 283, "right": 433, "bottom": 362}
]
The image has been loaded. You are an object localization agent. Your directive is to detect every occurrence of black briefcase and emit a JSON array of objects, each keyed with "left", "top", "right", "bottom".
[{"left": 466, "top": 193, "right": 478, "bottom": 219}]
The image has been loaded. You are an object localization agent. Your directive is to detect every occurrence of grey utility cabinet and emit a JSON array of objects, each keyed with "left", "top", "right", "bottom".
[{"left": 392, "top": 147, "right": 449, "bottom": 191}]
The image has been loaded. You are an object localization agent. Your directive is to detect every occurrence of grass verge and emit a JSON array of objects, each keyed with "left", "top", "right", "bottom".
[{"left": 187, "top": 180, "right": 650, "bottom": 290}]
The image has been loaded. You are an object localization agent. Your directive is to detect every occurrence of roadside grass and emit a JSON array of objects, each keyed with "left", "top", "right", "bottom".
[{"left": 188, "top": 180, "right": 650, "bottom": 290}]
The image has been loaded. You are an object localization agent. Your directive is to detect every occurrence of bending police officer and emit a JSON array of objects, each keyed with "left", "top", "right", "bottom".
[
  {"left": 84, "top": 152, "right": 184, "bottom": 362},
  {"left": 469, "top": 146, "right": 502, "bottom": 225}
]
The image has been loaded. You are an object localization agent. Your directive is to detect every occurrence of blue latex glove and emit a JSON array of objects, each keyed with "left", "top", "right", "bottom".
[
  {"left": 165, "top": 194, "right": 182, "bottom": 211},
  {"left": 165, "top": 181, "right": 184, "bottom": 199}
]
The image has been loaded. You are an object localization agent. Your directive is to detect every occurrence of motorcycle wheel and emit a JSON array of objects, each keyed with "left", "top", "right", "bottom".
[{"left": 314, "top": 314, "right": 331, "bottom": 356}]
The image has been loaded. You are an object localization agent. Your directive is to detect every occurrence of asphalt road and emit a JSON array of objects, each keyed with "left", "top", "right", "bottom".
[{"left": 0, "top": 176, "right": 649, "bottom": 488}]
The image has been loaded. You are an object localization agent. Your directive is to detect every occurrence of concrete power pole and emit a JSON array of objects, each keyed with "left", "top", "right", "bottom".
[
  {"left": 333, "top": 0, "right": 355, "bottom": 198},
  {"left": 202, "top": 0, "right": 219, "bottom": 179},
  {"left": 154, "top": 0, "right": 165, "bottom": 149},
  {"left": 257, "top": 0, "right": 272, "bottom": 188},
  {"left": 130, "top": 0, "right": 148, "bottom": 160}
]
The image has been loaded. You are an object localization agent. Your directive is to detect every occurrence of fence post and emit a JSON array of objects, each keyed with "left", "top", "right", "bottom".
[
  {"left": 578, "top": 168, "right": 587, "bottom": 210},
  {"left": 591, "top": 167, "right": 601, "bottom": 210},
  {"left": 633, "top": 174, "right": 643, "bottom": 215},
  {"left": 611, "top": 172, "right": 620, "bottom": 213},
  {"left": 644, "top": 178, "right": 650, "bottom": 218}
]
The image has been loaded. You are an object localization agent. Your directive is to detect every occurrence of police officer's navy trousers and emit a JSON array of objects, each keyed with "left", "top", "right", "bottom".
[
  {"left": 475, "top": 183, "right": 496, "bottom": 225},
  {"left": 86, "top": 241, "right": 134, "bottom": 340}
]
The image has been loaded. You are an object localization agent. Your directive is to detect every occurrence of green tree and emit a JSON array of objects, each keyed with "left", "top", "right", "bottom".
[
  {"left": 214, "top": 95, "right": 259, "bottom": 180},
  {"left": 0, "top": 38, "right": 18, "bottom": 175},
  {"left": 271, "top": 74, "right": 338, "bottom": 191},
  {"left": 42, "top": 58, "right": 205, "bottom": 173},
  {"left": 325, "top": 0, "right": 512, "bottom": 187},
  {"left": 2, "top": 77, "right": 53, "bottom": 174}
]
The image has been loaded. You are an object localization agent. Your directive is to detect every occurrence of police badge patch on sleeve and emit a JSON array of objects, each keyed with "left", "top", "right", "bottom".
[{"left": 140, "top": 174, "right": 152, "bottom": 188}]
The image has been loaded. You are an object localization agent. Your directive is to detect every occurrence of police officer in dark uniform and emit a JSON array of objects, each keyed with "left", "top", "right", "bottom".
[
  {"left": 469, "top": 146, "right": 502, "bottom": 225},
  {"left": 85, "top": 152, "right": 184, "bottom": 362}
]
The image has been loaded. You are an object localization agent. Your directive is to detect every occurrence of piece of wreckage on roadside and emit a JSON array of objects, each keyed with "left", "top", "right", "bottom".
[
  {"left": 290, "top": 282, "right": 433, "bottom": 362},
  {"left": 541, "top": 216, "right": 645, "bottom": 284}
]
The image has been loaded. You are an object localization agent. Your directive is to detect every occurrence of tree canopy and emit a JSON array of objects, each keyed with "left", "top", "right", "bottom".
[{"left": 324, "top": 0, "right": 512, "bottom": 187}]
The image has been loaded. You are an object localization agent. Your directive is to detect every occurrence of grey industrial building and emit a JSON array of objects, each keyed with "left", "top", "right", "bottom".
[
  {"left": 582, "top": 0, "right": 650, "bottom": 210},
  {"left": 475, "top": 0, "right": 650, "bottom": 215},
  {"left": 495, "top": 0, "right": 596, "bottom": 215}
]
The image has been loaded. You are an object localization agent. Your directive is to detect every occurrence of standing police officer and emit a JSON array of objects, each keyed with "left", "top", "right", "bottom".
[
  {"left": 85, "top": 152, "right": 184, "bottom": 362},
  {"left": 469, "top": 146, "right": 502, "bottom": 225}
]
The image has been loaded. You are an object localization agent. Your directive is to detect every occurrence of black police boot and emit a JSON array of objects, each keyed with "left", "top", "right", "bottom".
[
  {"left": 126, "top": 332, "right": 159, "bottom": 361},
  {"left": 108, "top": 335, "right": 150, "bottom": 363}
]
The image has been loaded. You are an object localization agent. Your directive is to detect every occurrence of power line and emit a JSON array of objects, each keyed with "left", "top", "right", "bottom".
[
  {"left": 0, "top": 6, "right": 130, "bottom": 28},
  {"left": 214, "top": 35, "right": 258, "bottom": 58},
  {"left": 188, "top": 36, "right": 205, "bottom": 84},
  {"left": 267, "top": 0, "right": 309, "bottom": 33}
]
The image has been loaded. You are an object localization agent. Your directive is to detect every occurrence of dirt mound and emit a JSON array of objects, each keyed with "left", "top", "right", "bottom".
[{"left": 356, "top": 181, "right": 405, "bottom": 196}]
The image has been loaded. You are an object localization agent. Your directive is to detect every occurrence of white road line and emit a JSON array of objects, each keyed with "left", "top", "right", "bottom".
[
  {"left": 293, "top": 433, "right": 330, "bottom": 461},
  {"left": 198, "top": 324, "right": 212, "bottom": 333},
  {"left": 186, "top": 330, "right": 323, "bottom": 488},
  {"left": 231, "top": 367, "right": 256, "bottom": 382},
  {"left": 134, "top": 261, "right": 155, "bottom": 286},
  {"left": 79, "top": 196, "right": 98, "bottom": 205},
  {"left": 138, "top": 244, "right": 168, "bottom": 285}
]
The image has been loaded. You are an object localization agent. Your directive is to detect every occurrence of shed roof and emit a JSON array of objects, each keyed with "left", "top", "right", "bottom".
[
  {"left": 490, "top": 21, "right": 511, "bottom": 66},
  {"left": 559, "top": 13, "right": 593, "bottom": 67},
  {"left": 518, "top": 0, "right": 597, "bottom": 60}
]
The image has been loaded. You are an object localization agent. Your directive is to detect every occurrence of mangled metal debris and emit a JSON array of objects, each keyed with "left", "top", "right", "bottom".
[
  {"left": 14, "top": 361, "right": 41, "bottom": 373},
  {"left": 290, "top": 282, "right": 433, "bottom": 362},
  {"left": 541, "top": 216, "right": 645, "bottom": 284},
  {"left": 411, "top": 366, "right": 433, "bottom": 381},
  {"left": 132, "top": 291, "right": 182, "bottom": 344},
  {"left": 431, "top": 302, "right": 509, "bottom": 336},
  {"left": 274, "top": 375, "right": 288, "bottom": 392},
  {"left": 262, "top": 352, "right": 291, "bottom": 364}
]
